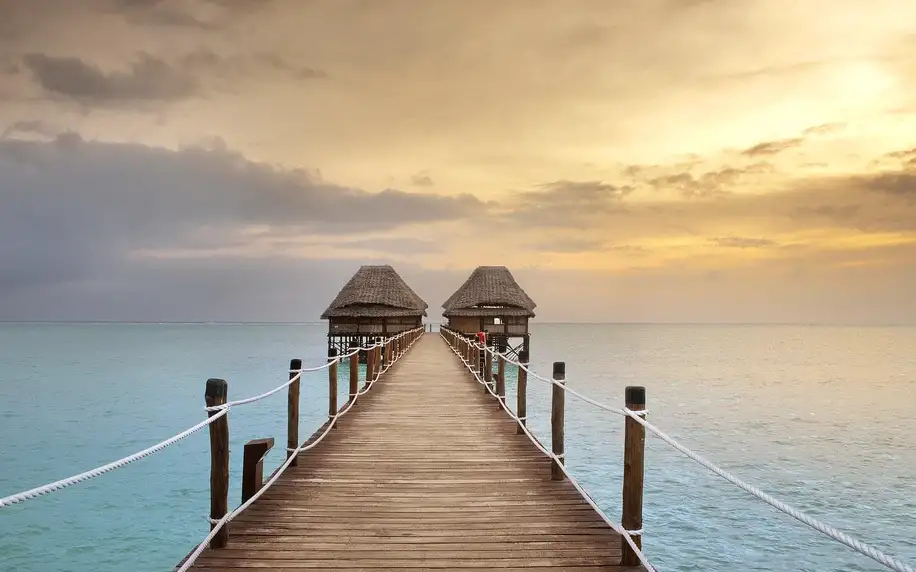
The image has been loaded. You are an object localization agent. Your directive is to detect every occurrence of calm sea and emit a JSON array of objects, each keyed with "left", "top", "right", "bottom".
[{"left": 0, "top": 323, "right": 914, "bottom": 572}]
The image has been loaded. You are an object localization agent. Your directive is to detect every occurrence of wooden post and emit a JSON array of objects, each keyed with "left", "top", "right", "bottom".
[
  {"left": 241, "top": 437, "right": 274, "bottom": 503},
  {"left": 516, "top": 350, "right": 528, "bottom": 435},
  {"left": 287, "top": 358, "right": 301, "bottom": 466},
  {"left": 348, "top": 342, "right": 359, "bottom": 403},
  {"left": 204, "top": 378, "right": 229, "bottom": 549},
  {"left": 496, "top": 353, "right": 506, "bottom": 408},
  {"left": 484, "top": 347, "right": 493, "bottom": 395},
  {"left": 366, "top": 340, "right": 376, "bottom": 386},
  {"left": 480, "top": 346, "right": 488, "bottom": 393},
  {"left": 328, "top": 348, "right": 338, "bottom": 420},
  {"left": 551, "top": 362, "right": 565, "bottom": 481},
  {"left": 621, "top": 386, "right": 647, "bottom": 566}
]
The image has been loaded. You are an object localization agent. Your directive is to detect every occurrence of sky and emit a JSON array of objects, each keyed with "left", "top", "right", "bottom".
[{"left": 1, "top": 0, "right": 915, "bottom": 323}]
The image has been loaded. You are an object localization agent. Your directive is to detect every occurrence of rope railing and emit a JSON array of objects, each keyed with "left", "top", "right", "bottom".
[
  {"left": 0, "top": 329, "right": 422, "bottom": 516},
  {"left": 439, "top": 327, "right": 655, "bottom": 571},
  {"left": 176, "top": 326, "right": 424, "bottom": 572},
  {"left": 0, "top": 409, "right": 228, "bottom": 508},
  {"left": 439, "top": 326, "right": 915, "bottom": 572}
]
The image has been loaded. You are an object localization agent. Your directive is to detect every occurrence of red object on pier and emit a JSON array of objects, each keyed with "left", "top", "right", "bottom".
[{"left": 477, "top": 331, "right": 486, "bottom": 345}]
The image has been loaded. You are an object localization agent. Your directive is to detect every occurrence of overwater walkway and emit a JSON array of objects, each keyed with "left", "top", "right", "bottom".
[{"left": 184, "top": 335, "right": 639, "bottom": 571}]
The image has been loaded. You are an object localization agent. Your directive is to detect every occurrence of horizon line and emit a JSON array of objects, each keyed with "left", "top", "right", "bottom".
[{"left": 1, "top": 320, "right": 913, "bottom": 327}]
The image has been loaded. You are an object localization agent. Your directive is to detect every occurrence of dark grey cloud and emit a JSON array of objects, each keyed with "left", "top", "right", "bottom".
[
  {"left": 741, "top": 137, "right": 804, "bottom": 157},
  {"left": 19, "top": 49, "right": 326, "bottom": 105},
  {"left": 22, "top": 53, "right": 197, "bottom": 104},
  {"left": 0, "top": 133, "right": 486, "bottom": 315}
]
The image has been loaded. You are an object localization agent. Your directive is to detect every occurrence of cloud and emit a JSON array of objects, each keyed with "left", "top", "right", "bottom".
[
  {"left": 711, "top": 237, "right": 779, "bottom": 248},
  {"left": 803, "top": 122, "right": 845, "bottom": 136},
  {"left": 531, "top": 237, "right": 608, "bottom": 253},
  {"left": 106, "top": 0, "right": 273, "bottom": 29},
  {"left": 411, "top": 173, "right": 434, "bottom": 187},
  {"left": 499, "top": 148, "right": 916, "bottom": 241},
  {"left": 741, "top": 137, "right": 804, "bottom": 157},
  {"left": 1, "top": 119, "right": 56, "bottom": 138},
  {"left": 0, "top": 133, "right": 486, "bottom": 306},
  {"left": 501, "top": 180, "right": 634, "bottom": 228},
  {"left": 22, "top": 53, "right": 198, "bottom": 104},
  {"left": 19, "top": 49, "right": 326, "bottom": 106}
]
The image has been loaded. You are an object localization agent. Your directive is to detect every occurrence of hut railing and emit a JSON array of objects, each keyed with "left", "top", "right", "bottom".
[{"left": 438, "top": 326, "right": 916, "bottom": 572}]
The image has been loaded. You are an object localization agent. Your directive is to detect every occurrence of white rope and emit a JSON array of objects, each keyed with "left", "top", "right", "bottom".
[
  {"left": 204, "top": 341, "right": 382, "bottom": 412},
  {"left": 0, "top": 408, "right": 229, "bottom": 508},
  {"left": 0, "top": 331, "right": 416, "bottom": 510},
  {"left": 177, "top": 327, "right": 422, "bottom": 572},
  {"left": 621, "top": 408, "right": 916, "bottom": 572},
  {"left": 439, "top": 330, "right": 656, "bottom": 571},
  {"left": 470, "top": 337, "right": 626, "bottom": 417},
  {"left": 443, "top": 328, "right": 915, "bottom": 572},
  {"left": 205, "top": 371, "right": 302, "bottom": 411}
]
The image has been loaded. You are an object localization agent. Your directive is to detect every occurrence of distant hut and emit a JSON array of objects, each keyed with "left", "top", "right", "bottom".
[
  {"left": 442, "top": 266, "right": 536, "bottom": 358},
  {"left": 321, "top": 265, "right": 428, "bottom": 356}
]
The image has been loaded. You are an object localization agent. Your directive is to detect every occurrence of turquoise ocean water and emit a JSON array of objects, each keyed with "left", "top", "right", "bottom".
[{"left": 0, "top": 323, "right": 914, "bottom": 572}]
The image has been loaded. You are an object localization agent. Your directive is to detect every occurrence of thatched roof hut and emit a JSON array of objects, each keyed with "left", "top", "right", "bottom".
[
  {"left": 321, "top": 264, "right": 427, "bottom": 319},
  {"left": 321, "top": 265, "right": 427, "bottom": 340},
  {"left": 442, "top": 266, "right": 535, "bottom": 338}
]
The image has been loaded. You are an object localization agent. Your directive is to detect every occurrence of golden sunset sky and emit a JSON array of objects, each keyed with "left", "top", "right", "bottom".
[{"left": 1, "top": 0, "right": 915, "bottom": 322}]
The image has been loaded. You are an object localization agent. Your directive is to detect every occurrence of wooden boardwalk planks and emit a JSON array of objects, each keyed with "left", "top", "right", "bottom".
[{"left": 185, "top": 334, "right": 644, "bottom": 571}]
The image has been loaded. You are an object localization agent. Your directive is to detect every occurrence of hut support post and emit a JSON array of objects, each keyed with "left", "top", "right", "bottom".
[
  {"left": 516, "top": 350, "right": 529, "bottom": 435},
  {"left": 348, "top": 342, "right": 359, "bottom": 403},
  {"left": 328, "top": 349, "right": 339, "bottom": 422},
  {"left": 366, "top": 340, "right": 376, "bottom": 387},
  {"left": 496, "top": 353, "right": 506, "bottom": 409},
  {"left": 484, "top": 348, "right": 493, "bottom": 395}
]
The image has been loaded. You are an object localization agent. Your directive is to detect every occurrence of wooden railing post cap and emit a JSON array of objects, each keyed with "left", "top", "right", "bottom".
[
  {"left": 552, "top": 362, "right": 566, "bottom": 381},
  {"left": 205, "top": 378, "right": 228, "bottom": 399},
  {"left": 290, "top": 358, "right": 302, "bottom": 369},
  {"left": 328, "top": 348, "right": 338, "bottom": 358},
  {"left": 625, "top": 386, "right": 646, "bottom": 406},
  {"left": 518, "top": 350, "right": 529, "bottom": 364}
]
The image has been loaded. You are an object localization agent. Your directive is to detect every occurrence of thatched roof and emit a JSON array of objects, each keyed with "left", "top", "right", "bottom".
[
  {"left": 442, "top": 266, "right": 536, "bottom": 317},
  {"left": 321, "top": 265, "right": 428, "bottom": 319}
]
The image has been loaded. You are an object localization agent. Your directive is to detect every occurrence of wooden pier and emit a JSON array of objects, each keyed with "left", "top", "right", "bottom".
[{"left": 182, "top": 332, "right": 645, "bottom": 571}]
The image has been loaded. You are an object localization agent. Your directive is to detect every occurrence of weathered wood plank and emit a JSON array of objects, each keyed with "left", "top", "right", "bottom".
[{"left": 183, "top": 335, "right": 644, "bottom": 571}]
